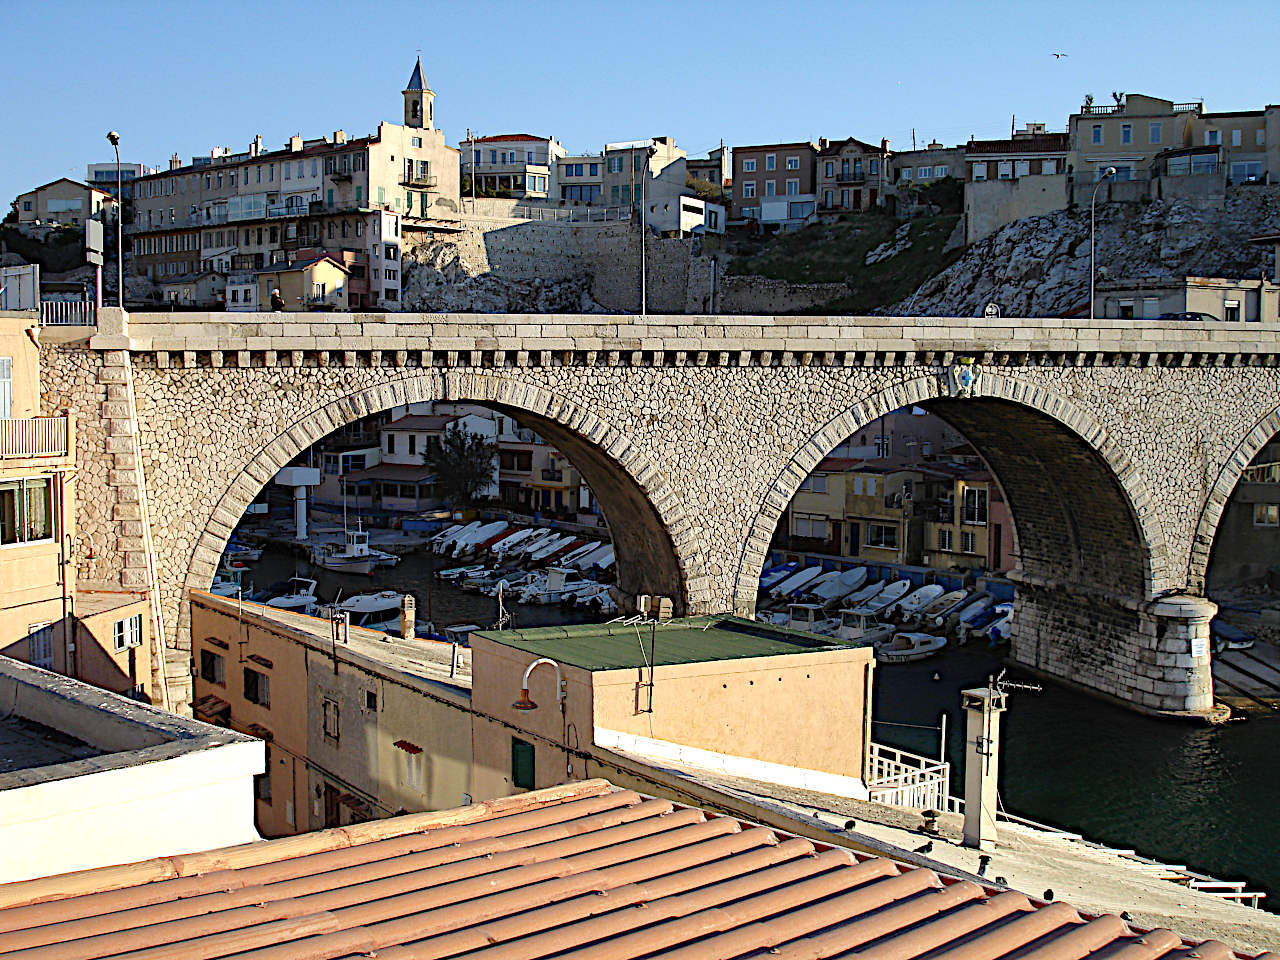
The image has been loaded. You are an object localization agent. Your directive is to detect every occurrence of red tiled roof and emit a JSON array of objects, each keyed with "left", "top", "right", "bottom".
[
  {"left": 0, "top": 780, "right": 1266, "bottom": 960},
  {"left": 384, "top": 414, "right": 458, "bottom": 431},
  {"left": 818, "top": 136, "right": 887, "bottom": 156},
  {"left": 734, "top": 141, "right": 818, "bottom": 154},
  {"left": 965, "top": 134, "right": 1069, "bottom": 155},
  {"left": 346, "top": 462, "right": 434, "bottom": 482},
  {"left": 467, "top": 134, "right": 547, "bottom": 143}
]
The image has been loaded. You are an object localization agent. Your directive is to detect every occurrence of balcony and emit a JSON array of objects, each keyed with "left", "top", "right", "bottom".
[
  {"left": 327, "top": 170, "right": 352, "bottom": 182},
  {"left": 835, "top": 169, "right": 866, "bottom": 184},
  {"left": 541, "top": 469, "right": 564, "bottom": 482},
  {"left": 400, "top": 173, "right": 439, "bottom": 188},
  {"left": 0, "top": 417, "right": 69, "bottom": 459}
]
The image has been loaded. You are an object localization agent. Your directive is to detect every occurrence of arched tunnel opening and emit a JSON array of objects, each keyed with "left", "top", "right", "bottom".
[{"left": 207, "top": 396, "right": 688, "bottom": 636}]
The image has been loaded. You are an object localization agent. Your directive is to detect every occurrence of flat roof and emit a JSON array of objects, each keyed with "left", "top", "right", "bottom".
[
  {"left": 476, "top": 615, "right": 856, "bottom": 670},
  {"left": 0, "top": 780, "right": 1265, "bottom": 959},
  {"left": 0, "top": 716, "right": 104, "bottom": 773}
]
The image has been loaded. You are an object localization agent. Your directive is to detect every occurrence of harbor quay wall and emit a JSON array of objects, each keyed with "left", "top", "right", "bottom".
[{"left": 38, "top": 311, "right": 1280, "bottom": 717}]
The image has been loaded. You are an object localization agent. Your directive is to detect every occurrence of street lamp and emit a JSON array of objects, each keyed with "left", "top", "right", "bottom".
[
  {"left": 512, "top": 657, "right": 566, "bottom": 711},
  {"left": 1089, "top": 166, "right": 1117, "bottom": 320},
  {"left": 106, "top": 131, "right": 124, "bottom": 309}
]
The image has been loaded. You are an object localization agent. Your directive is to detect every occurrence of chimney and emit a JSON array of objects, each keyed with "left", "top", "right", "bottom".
[
  {"left": 334, "top": 129, "right": 347, "bottom": 145},
  {"left": 169, "top": 152, "right": 180, "bottom": 170},
  {"left": 881, "top": 137, "right": 890, "bottom": 153},
  {"left": 819, "top": 138, "right": 829, "bottom": 150},
  {"left": 289, "top": 134, "right": 303, "bottom": 152}
]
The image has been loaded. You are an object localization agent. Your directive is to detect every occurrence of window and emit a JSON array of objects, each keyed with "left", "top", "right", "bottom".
[
  {"left": 511, "top": 737, "right": 535, "bottom": 789},
  {"left": 323, "top": 698, "right": 340, "bottom": 741},
  {"left": 765, "top": 181, "right": 776, "bottom": 196},
  {"left": 960, "top": 530, "right": 978, "bottom": 554},
  {"left": 254, "top": 747, "right": 272, "bottom": 803},
  {"left": 824, "top": 161, "right": 834, "bottom": 177},
  {"left": 244, "top": 667, "right": 271, "bottom": 707},
  {"left": 1040, "top": 159, "right": 1057, "bottom": 175},
  {"left": 113, "top": 615, "right": 142, "bottom": 652},
  {"left": 937, "top": 528, "right": 953, "bottom": 552},
  {"left": 1224, "top": 299, "right": 1241, "bottom": 323},
  {"left": 743, "top": 159, "right": 756, "bottom": 172},
  {"left": 785, "top": 178, "right": 799, "bottom": 196},
  {"left": 400, "top": 744, "right": 425, "bottom": 791},
  {"left": 1149, "top": 122, "right": 1163, "bottom": 145},
  {"left": 1205, "top": 129, "right": 1220, "bottom": 146},
  {"left": 800, "top": 474, "right": 828, "bottom": 493},
  {"left": 1014, "top": 160, "right": 1030, "bottom": 177},
  {"left": 785, "top": 156, "right": 799, "bottom": 170},
  {"left": 0, "top": 478, "right": 53, "bottom": 545},
  {"left": 972, "top": 163, "right": 987, "bottom": 182},
  {"left": 607, "top": 156, "right": 623, "bottom": 173},
  {"left": 765, "top": 154, "right": 776, "bottom": 171},
  {"left": 1253, "top": 503, "right": 1279, "bottom": 527},
  {"left": 865, "top": 523, "right": 898, "bottom": 549},
  {"left": 1231, "top": 161, "right": 1264, "bottom": 182},
  {"left": 1231, "top": 129, "right": 1242, "bottom": 147},
  {"left": 793, "top": 515, "right": 828, "bottom": 539},
  {"left": 1091, "top": 124, "right": 1103, "bottom": 145},
  {"left": 1118, "top": 299, "right": 1135, "bottom": 319},
  {"left": 741, "top": 181, "right": 756, "bottom": 198},
  {"left": 366, "top": 690, "right": 377, "bottom": 710},
  {"left": 200, "top": 649, "right": 225, "bottom": 685},
  {"left": 997, "top": 161, "right": 1013, "bottom": 179},
  {"left": 962, "top": 487, "right": 988, "bottom": 524},
  {"left": 1121, "top": 123, "right": 1132, "bottom": 145},
  {"left": 408, "top": 434, "right": 417, "bottom": 456}
]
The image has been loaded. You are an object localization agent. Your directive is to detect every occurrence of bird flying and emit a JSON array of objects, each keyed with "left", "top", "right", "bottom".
[{"left": 1052, "top": 52, "right": 1068, "bottom": 58}]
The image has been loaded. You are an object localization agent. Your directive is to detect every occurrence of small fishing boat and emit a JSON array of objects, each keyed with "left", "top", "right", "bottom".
[
  {"left": 224, "top": 540, "right": 264, "bottom": 563},
  {"left": 759, "top": 561, "right": 799, "bottom": 592},
  {"left": 835, "top": 608, "right": 895, "bottom": 645},
  {"left": 1211, "top": 619, "right": 1256, "bottom": 653},
  {"left": 210, "top": 564, "right": 251, "bottom": 597},
  {"left": 906, "top": 589, "right": 968, "bottom": 628},
  {"left": 310, "top": 529, "right": 378, "bottom": 576},
  {"left": 812, "top": 568, "right": 869, "bottom": 608},
  {"left": 433, "top": 521, "right": 482, "bottom": 555},
  {"left": 783, "top": 603, "right": 838, "bottom": 635},
  {"left": 858, "top": 579, "right": 912, "bottom": 617},
  {"left": 886, "top": 584, "right": 945, "bottom": 622},
  {"left": 949, "top": 595, "right": 995, "bottom": 638},
  {"left": 769, "top": 565, "right": 824, "bottom": 600},
  {"left": 437, "top": 563, "right": 486, "bottom": 581},
  {"left": 934, "top": 592, "right": 987, "bottom": 632},
  {"left": 876, "top": 631, "right": 948, "bottom": 663}
]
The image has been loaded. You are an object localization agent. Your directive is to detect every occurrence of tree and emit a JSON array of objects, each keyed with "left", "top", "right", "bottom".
[
  {"left": 427, "top": 427, "right": 497, "bottom": 507},
  {"left": 686, "top": 173, "right": 728, "bottom": 206}
]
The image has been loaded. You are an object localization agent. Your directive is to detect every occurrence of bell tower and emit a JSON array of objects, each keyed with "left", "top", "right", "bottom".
[{"left": 403, "top": 56, "right": 434, "bottom": 130}]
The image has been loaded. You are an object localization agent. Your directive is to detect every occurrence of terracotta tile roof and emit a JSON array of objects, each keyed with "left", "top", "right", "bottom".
[
  {"left": 965, "top": 133, "right": 1069, "bottom": 155},
  {"left": 384, "top": 413, "right": 459, "bottom": 431},
  {"left": 0, "top": 780, "right": 1268, "bottom": 960}
]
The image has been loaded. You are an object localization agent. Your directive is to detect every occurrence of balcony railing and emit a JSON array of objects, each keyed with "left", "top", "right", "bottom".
[
  {"left": 0, "top": 417, "right": 69, "bottom": 459},
  {"left": 400, "top": 174, "right": 438, "bottom": 188},
  {"left": 835, "top": 170, "right": 866, "bottom": 184},
  {"left": 866, "top": 742, "right": 951, "bottom": 811},
  {"left": 541, "top": 469, "right": 565, "bottom": 482},
  {"left": 1079, "top": 103, "right": 1120, "bottom": 115}
]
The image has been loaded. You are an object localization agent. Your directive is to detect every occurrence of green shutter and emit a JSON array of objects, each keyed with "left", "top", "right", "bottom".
[{"left": 511, "top": 738, "right": 535, "bottom": 789}]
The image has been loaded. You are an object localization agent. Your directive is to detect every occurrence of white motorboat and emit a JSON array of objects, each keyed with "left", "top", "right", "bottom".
[
  {"left": 759, "top": 561, "right": 799, "bottom": 591},
  {"left": 433, "top": 521, "right": 481, "bottom": 555},
  {"left": 835, "top": 608, "right": 895, "bottom": 645},
  {"left": 338, "top": 590, "right": 406, "bottom": 630},
  {"left": 857, "top": 579, "right": 912, "bottom": 616},
  {"left": 488, "top": 528, "right": 533, "bottom": 557},
  {"left": 592, "top": 545, "right": 616, "bottom": 570},
  {"left": 529, "top": 534, "right": 573, "bottom": 563},
  {"left": 558, "top": 541, "right": 601, "bottom": 567},
  {"left": 437, "top": 563, "right": 486, "bottom": 581},
  {"left": 908, "top": 589, "right": 969, "bottom": 627},
  {"left": 812, "top": 568, "right": 869, "bottom": 607},
  {"left": 934, "top": 592, "right": 986, "bottom": 631},
  {"left": 451, "top": 521, "right": 508, "bottom": 558},
  {"left": 971, "top": 602, "right": 1014, "bottom": 641},
  {"left": 769, "top": 564, "right": 824, "bottom": 599},
  {"left": 795, "top": 570, "right": 841, "bottom": 600},
  {"left": 210, "top": 564, "right": 251, "bottom": 597},
  {"left": 840, "top": 580, "right": 887, "bottom": 609},
  {"left": 887, "top": 584, "right": 945, "bottom": 621},
  {"left": 783, "top": 603, "right": 839, "bottom": 635},
  {"left": 949, "top": 595, "right": 995, "bottom": 637},
  {"left": 483, "top": 572, "right": 539, "bottom": 597},
  {"left": 876, "top": 631, "right": 948, "bottom": 663},
  {"left": 426, "top": 522, "right": 464, "bottom": 546},
  {"left": 529, "top": 568, "right": 588, "bottom": 604},
  {"left": 571, "top": 544, "right": 615, "bottom": 570},
  {"left": 264, "top": 577, "right": 318, "bottom": 614},
  {"left": 311, "top": 528, "right": 378, "bottom": 576},
  {"left": 509, "top": 529, "right": 557, "bottom": 557},
  {"left": 224, "top": 541, "right": 264, "bottom": 563}
]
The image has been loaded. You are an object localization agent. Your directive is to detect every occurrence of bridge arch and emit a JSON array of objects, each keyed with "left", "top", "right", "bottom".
[
  {"left": 1189, "top": 403, "right": 1280, "bottom": 592},
  {"left": 182, "top": 369, "right": 706, "bottom": 623},
  {"left": 734, "top": 369, "right": 1173, "bottom": 612}
]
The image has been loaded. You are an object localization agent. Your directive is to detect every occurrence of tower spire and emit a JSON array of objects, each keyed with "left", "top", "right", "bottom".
[{"left": 402, "top": 55, "right": 434, "bottom": 130}]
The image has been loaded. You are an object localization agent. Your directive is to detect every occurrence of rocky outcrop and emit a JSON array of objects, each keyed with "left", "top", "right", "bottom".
[{"left": 888, "top": 187, "right": 1280, "bottom": 317}]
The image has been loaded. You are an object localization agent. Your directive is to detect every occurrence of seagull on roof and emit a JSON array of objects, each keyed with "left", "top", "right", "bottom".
[{"left": 1052, "top": 52, "right": 1069, "bottom": 58}]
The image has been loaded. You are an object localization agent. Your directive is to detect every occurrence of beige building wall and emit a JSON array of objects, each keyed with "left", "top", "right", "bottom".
[
  {"left": 13, "top": 180, "right": 109, "bottom": 226},
  {"left": 256, "top": 258, "right": 349, "bottom": 312},
  {"left": 964, "top": 174, "right": 1069, "bottom": 243}
]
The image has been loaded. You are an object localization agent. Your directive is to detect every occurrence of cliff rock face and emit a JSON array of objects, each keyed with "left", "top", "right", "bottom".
[
  {"left": 888, "top": 189, "right": 1280, "bottom": 318},
  {"left": 400, "top": 239, "right": 605, "bottom": 314}
]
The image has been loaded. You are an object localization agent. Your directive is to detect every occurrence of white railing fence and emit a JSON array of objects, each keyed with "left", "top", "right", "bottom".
[
  {"left": 866, "top": 742, "right": 951, "bottom": 811},
  {"left": 40, "top": 301, "right": 97, "bottom": 326},
  {"left": 0, "top": 417, "right": 69, "bottom": 458}
]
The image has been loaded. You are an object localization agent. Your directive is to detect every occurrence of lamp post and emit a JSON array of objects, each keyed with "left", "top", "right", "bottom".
[
  {"left": 1089, "top": 166, "right": 1117, "bottom": 320},
  {"left": 106, "top": 131, "right": 124, "bottom": 309}
]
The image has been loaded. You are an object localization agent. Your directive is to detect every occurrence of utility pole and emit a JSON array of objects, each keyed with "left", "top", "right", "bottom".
[
  {"left": 466, "top": 128, "right": 476, "bottom": 210},
  {"left": 640, "top": 146, "right": 650, "bottom": 317}
]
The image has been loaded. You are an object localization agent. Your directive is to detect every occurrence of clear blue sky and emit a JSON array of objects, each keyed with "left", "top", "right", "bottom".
[{"left": 2, "top": 0, "right": 1274, "bottom": 207}]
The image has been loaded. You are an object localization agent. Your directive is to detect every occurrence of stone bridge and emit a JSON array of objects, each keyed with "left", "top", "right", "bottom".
[{"left": 39, "top": 310, "right": 1280, "bottom": 718}]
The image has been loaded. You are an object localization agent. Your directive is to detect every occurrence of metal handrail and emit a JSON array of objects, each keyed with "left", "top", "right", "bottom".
[{"left": 0, "top": 417, "right": 69, "bottom": 457}]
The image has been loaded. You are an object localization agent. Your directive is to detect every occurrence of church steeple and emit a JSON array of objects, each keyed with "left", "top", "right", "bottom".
[{"left": 402, "top": 56, "right": 434, "bottom": 130}]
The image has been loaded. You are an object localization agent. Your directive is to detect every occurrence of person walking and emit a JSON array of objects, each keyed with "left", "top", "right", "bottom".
[{"left": 270, "top": 288, "right": 285, "bottom": 311}]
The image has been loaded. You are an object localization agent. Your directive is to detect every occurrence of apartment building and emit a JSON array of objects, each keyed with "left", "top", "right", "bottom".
[
  {"left": 730, "top": 141, "right": 818, "bottom": 230},
  {"left": 460, "top": 134, "right": 563, "bottom": 200},
  {"left": 85, "top": 161, "right": 157, "bottom": 200},
  {"left": 815, "top": 136, "right": 891, "bottom": 213},
  {"left": 255, "top": 254, "right": 350, "bottom": 312},
  {"left": 687, "top": 144, "right": 731, "bottom": 186},
  {"left": 128, "top": 57, "right": 458, "bottom": 309},
  {"left": 1067, "top": 95, "right": 1200, "bottom": 183},
  {"left": 892, "top": 142, "right": 964, "bottom": 187},
  {"left": 0, "top": 311, "right": 160, "bottom": 703},
  {"left": 12, "top": 178, "right": 111, "bottom": 226},
  {"left": 963, "top": 126, "right": 1070, "bottom": 243},
  {"left": 966, "top": 125, "right": 1069, "bottom": 183},
  {"left": 1095, "top": 275, "right": 1280, "bottom": 323},
  {"left": 920, "top": 468, "right": 1015, "bottom": 574},
  {"left": 557, "top": 153, "right": 604, "bottom": 203}
]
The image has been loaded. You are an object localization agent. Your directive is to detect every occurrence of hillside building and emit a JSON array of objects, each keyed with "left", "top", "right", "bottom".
[
  {"left": 11, "top": 178, "right": 111, "bottom": 227},
  {"left": 731, "top": 140, "right": 818, "bottom": 230},
  {"left": 815, "top": 136, "right": 892, "bottom": 214}
]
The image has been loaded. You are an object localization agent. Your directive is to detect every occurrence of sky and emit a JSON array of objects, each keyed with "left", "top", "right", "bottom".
[{"left": 1, "top": 0, "right": 1275, "bottom": 206}]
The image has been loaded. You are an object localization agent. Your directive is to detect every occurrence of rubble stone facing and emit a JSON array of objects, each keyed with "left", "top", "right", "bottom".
[{"left": 40, "top": 312, "right": 1280, "bottom": 716}]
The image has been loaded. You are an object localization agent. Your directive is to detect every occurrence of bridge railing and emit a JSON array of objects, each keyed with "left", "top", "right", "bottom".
[
  {"left": 866, "top": 742, "right": 951, "bottom": 810},
  {"left": 0, "top": 417, "right": 69, "bottom": 459},
  {"left": 40, "top": 301, "right": 97, "bottom": 326}
]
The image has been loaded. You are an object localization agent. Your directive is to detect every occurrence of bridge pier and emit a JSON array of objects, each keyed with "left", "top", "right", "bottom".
[{"left": 1010, "top": 581, "right": 1216, "bottom": 718}]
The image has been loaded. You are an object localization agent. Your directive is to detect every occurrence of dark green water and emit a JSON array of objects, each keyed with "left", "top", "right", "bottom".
[{"left": 872, "top": 645, "right": 1280, "bottom": 912}]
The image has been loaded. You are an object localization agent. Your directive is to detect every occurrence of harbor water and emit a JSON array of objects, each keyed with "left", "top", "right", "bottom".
[
  {"left": 240, "top": 543, "right": 1278, "bottom": 911},
  {"left": 872, "top": 644, "right": 1280, "bottom": 913}
]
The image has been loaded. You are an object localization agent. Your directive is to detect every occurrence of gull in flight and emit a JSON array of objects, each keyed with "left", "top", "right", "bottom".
[{"left": 1052, "top": 52, "right": 1068, "bottom": 58}]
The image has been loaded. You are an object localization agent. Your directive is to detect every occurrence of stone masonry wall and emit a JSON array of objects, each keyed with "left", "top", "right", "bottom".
[{"left": 42, "top": 312, "right": 1280, "bottom": 715}]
